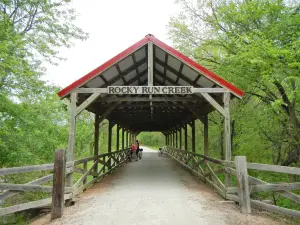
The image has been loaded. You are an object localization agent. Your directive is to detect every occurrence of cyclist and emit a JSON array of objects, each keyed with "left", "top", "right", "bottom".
[{"left": 130, "top": 143, "right": 138, "bottom": 161}]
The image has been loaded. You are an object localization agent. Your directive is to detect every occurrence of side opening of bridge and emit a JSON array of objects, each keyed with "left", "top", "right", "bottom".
[{"left": 1, "top": 34, "right": 300, "bottom": 220}]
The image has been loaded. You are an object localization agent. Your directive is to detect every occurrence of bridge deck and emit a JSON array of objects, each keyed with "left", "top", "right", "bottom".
[{"left": 34, "top": 147, "right": 278, "bottom": 225}]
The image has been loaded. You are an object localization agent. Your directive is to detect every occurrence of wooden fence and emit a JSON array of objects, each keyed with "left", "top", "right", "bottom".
[
  {"left": 0, "top": 148, "right": 129, "bottom": 217},
  {"left": 165, "top": 146, "right": 300, "bottom": 218}
]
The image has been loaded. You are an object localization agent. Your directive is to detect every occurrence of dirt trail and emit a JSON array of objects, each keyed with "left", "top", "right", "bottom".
[{"left": 31, "top": 147, "right": 282, "bottom": 225}]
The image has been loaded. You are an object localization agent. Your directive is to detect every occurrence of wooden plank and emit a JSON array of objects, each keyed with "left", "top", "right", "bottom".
[
  {"left": 0, "top": 194, "right": 72, "bottom": 217},
  {"left": 98, "top": 96, "right": 201, "bottom": 102},
  {"left": 0, "top": 174, "right": 53, "bottom": 201},
  {"left": 83, "top": 162, "right": 88, "bottom": 185},
  {"left": 74, "top": 88, "right": 107, "bottom": 93},
  {"left": 148, "top": 42, "right": 153, "bottom": 86},
  {"left": 51, "top": 149, "right": 66, "bottom": 220},
  {"left": 248, "top": 175, "right": 300, "bottom": 203},
  {"left": 0, "top": 164, "right": 54, "bottom": 176},
  {"left": 246, "top": 163, "right": 300, "bottom": 175},
  {"left": 226, "top": 167, "right": 300, "bottom": 203},
  {"left": 204, "top": 161, "right": 225, "bottom": 190},
  {"left": 251, "top": 199, "right": 300, "bottom": 218},
  {"left": 235, "top": 156, "right": 251, "bottom": 214},
  {"left": 252, "top": 183, "right": 300, "bottom": 193},
  {"left": 0, "top": 183, "right": 71, "bottom": 193},
  {"left": 200, "top": 93, "right": 225, "bottom": 116},
  {"left": 73, "top": 161, "right": 97, "bottom": 189},
  {"left": 74, "top": 87, "right": 228, "bottom": 94},
  {"left": 229, "top": 183, "right": 300, "bottom": 193},
  {"left": 193, "top": 88, "right": 228, "bottom": 93}
]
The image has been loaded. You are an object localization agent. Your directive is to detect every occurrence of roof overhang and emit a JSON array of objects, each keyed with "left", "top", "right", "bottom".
[{"left": 57, "top": 34, "right": 244, "bottom": 132}]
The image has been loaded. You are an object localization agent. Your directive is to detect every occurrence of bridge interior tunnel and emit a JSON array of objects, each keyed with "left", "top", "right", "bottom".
[{"left": 58, "top": 34, "right": 244, "bottom": 186}]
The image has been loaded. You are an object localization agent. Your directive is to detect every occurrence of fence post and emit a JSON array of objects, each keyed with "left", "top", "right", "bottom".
[
  {"left": 235, "top": 156, "right": 251, "bottom": 214},
  {"left": 51, "top": 149, "right": 66, "bottom": 220}
]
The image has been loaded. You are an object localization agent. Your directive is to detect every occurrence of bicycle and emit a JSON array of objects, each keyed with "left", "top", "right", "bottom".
[
  {"left": 138, "top": 148, "right": 143, "bottom": 159},
  {"left": 158, "top": 147, "right": 163, "bottom": 156}
]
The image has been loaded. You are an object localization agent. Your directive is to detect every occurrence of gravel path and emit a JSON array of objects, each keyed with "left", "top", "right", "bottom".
[{"left": 32, "top": 147, "right": 281, "bottom": 225}]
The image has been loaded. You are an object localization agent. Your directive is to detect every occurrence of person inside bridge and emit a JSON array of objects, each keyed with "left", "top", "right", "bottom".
[{"left": 130, "top": 143, "right": 138, "bottom": 161}]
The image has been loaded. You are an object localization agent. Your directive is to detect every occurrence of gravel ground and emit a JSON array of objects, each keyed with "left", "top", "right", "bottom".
[{"left": 32, "top": 147, "right": 282, "bottom": 225}]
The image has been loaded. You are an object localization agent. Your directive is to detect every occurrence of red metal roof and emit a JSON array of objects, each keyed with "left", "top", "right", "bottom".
[{"left": 58, "top": 34, "right": 244, "bottom": 98}]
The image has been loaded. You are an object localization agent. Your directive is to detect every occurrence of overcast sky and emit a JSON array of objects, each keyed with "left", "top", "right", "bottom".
[{"left": 42, "top": 0, "right": 180, "bottom": 89}]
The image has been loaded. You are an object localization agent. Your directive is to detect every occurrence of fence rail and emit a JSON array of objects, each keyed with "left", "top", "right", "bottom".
[
  {"left": 165, "top": 146, "right": 300, "bottom": 218},
  {"left": 0, "top": 148, "right": 129, "bottom": 217}
]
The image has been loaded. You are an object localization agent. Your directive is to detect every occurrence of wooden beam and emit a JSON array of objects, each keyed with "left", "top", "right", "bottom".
[
  {"left": 108, "top": 121, "right": 113, "bottom": 169},
  {"left": 184, "top": 124, "right": 188, "bottom": 150},
  {"left": 116, "top": 124, "right": 120, "bottom": 150},
  {"left": 97, "top": 96, "right": 201, "bottom": 102},
  {"left": 76, "top": 93, "right": 101, "bottom": 115},
  {"left": 67, "top": 92, "right": 76, "bottom": 187},
  {"left": 122, "top": 127, "right": 125, "bottom": 150},
  {"left": 191, "top": 120, "right": 195, "bottom": 152},
  {"left": 200, "top": 93, "right": 225, "bottom": 116},
  {"left": 224, "top": 92, "right": 231, "bottom": 161},
  {"left": 126, "top": 129, "right": 128, "bottom": 147},
  {"left": 155, "top": 57, "right": 199, "bottom": 87},
  {"left": 74, "top": 88, "right": 107, "bottom": 94},
  {"left": 94, "top": 114, "right": 100, "bottom": 175},
  {"left": 203, "top": 115, "right": 208, "bottom": 156},
  {"left": 51, "top": 149, "right": 66, "bottom": 220},
  {"left": 179, "top": 127, "right": 182, "bottom": 149},
  {"left": 193, "top": 88, "right": 228, "bottom": 93},
  {"left": 102, "top": 58, "right": 147, "bottom": 87},
  {"left": 235, "top": 156, "right": 251, "bottom": 214},
  {"left": 148, "top": 42, "right": 153, "bottom": 86}
]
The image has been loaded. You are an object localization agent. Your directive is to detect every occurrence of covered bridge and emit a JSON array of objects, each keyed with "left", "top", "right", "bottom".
[{"left": 58, "top": 34, "right": 244, "bottom": 188}]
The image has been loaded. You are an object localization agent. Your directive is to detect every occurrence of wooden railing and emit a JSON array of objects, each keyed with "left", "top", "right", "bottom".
[
  {"left": 165, "top": 146, "right": 300, "bottom": 218},
  {"left": 0, "top": 148, "right": 129, "bottom": 217}
]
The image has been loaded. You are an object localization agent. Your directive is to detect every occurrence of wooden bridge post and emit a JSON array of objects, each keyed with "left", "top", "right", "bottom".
[
  {"left": 108, "top": 120, "right": 113, "bottom": 170},
  {"left": 94, "top": 114, "right": 100, "bottom": 176},
  {"left": 122, "top": 127, "right": 125, "bottom": 149},
  {"left": 116, "top": 124, "right": 120, "bottom": 151},
  {"left": 167, "top": 132, "right": 170, "bottom": 146},
  {"left": 175, "top": 130, "right": 178, "bottom": 148},
  {"left": 51, "top": 149, "right": 66, "bottom": 220},
  {"left": 184, "top": 124, "right": 188, "bottom": 150},
  {"left": 165, "top": 133, "right": 167, "bottom": 145},
  {"left": 179, "top": 127, "right": 182, "bottom": 149},
  {"left": 67, "top": 92, "right": 77, "bottom": 187},
  {"left": 203, "top": 115, "right": 208, "bottom": 156},
  {"left": 191, "top": 120, "right": 195, "bottom": 152},
  {"left": 173, "top": 131, "right": 175, "bottom": 147},
  {"left": 224, "top": 92, "right": 232, "bottom": 187},
  {"left": 126, "top": 129, "right": 128, "bottom": 147},
  {"left": 235, "top": 156, "right": 251, "bottom": 214}
]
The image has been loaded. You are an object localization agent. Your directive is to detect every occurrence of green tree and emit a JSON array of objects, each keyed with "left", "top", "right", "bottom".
[{"left": 168, "top": 0, "right": 300, "bottom": 166}]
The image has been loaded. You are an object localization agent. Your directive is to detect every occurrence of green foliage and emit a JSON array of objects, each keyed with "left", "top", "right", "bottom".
[
  {"left": 167, "top": 0, "right": 300, "bottom": 216},
  {"left": 138, "top": 132, "right": 165, "bottom": 149},
  {"left": 168, "top": 0, "right": 300, "bottom": 165}
]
